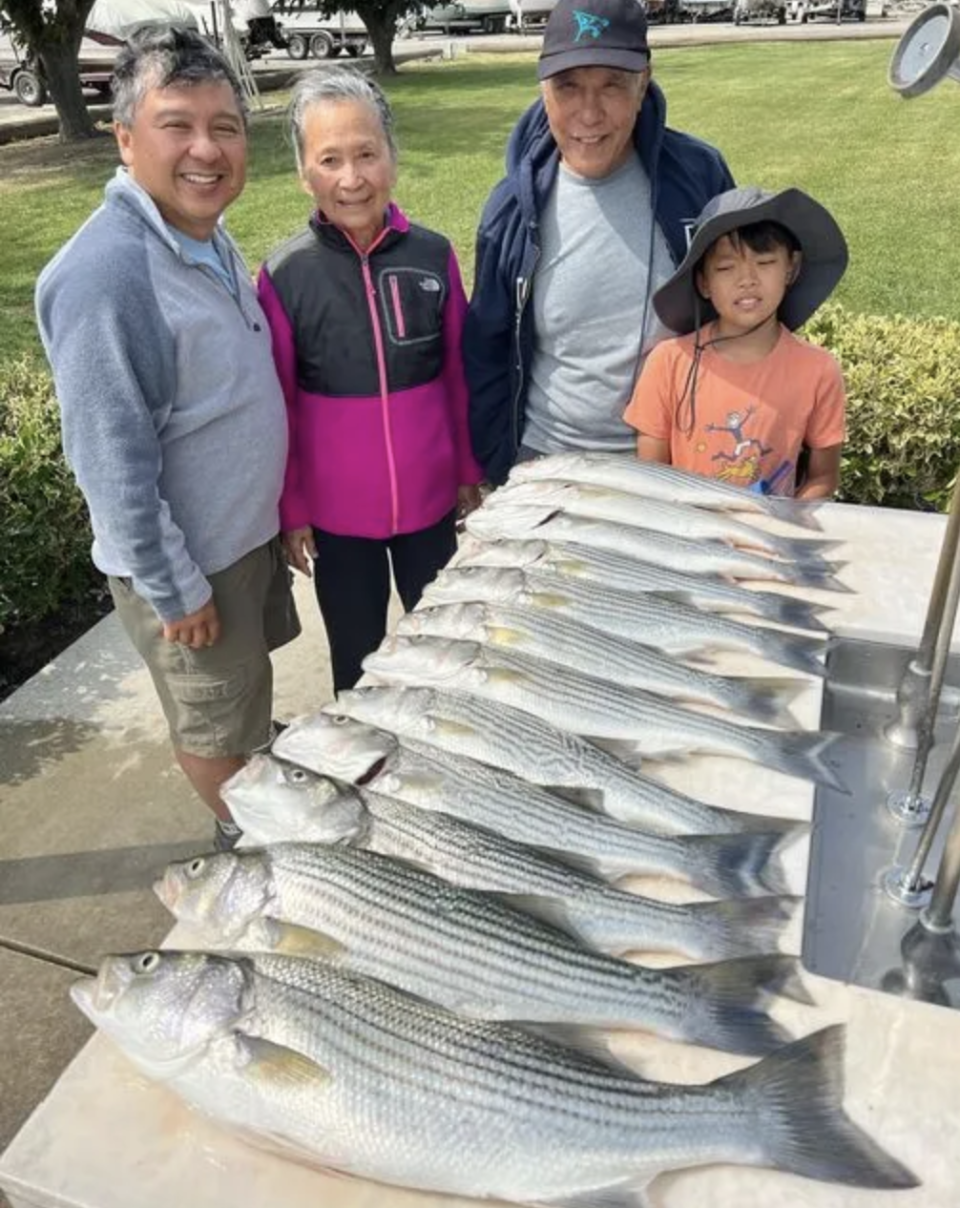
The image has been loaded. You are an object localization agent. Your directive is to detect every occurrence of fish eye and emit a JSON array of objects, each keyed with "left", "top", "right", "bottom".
[
  {"left": 134, "top": 951, "right": 161, "bottom": 974},
  {"left": 185, "top": 857, "right": 206, "bottom": 879},
  {"left": 287, "top": 766, "right": 310, "bottom": 785},
  {"left": 332, "top": 714, "right": 350, "bottom": 726}
]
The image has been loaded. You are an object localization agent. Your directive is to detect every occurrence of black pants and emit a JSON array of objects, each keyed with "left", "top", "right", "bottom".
[{"left": 313, "top": 509, "right": 457, "bottom": 695}]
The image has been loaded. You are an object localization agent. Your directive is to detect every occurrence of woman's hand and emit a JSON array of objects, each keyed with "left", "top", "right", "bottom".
[
  {"left": 457, "top": 484, "right": 483, "bottom": 520},
  {"left": 283, "top": 526, "right": 317, "bottom": 576}
]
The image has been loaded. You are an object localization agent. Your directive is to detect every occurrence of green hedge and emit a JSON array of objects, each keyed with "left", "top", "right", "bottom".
[
  {"left": 2, "top": 304, "right": 960, "bottom": 632},
  {"left": 805, "top": 304, "right": 960, "bottom": 511},
  {"left": 0, "top": 356, "right": 101, "bottom": 632}
]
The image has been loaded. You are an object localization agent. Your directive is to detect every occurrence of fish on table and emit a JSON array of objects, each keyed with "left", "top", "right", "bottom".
[
  {"left": 223, "top": 754, "right": 800, "bottom": 962},
  {"left": 72, "top": 949, "right": 918, "bottom": 1206},
  {"left": 271, "top": 717, "right": 798, "bottom": 899}
]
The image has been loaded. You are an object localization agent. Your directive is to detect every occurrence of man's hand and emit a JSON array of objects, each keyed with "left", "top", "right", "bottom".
[
  {"left": 457, "top": 484, "right": 483, "bottom": 520},
  {"left": 283, "top": 526, "right": 317, "bottom": 576},
  {"left": 162, "top": 599, "right": 220, "bottom": 649}
]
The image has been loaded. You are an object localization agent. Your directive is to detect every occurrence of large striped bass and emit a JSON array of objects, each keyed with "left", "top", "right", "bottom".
[
  {"left": 156, "top": 843, "right": 806, "bottom": 1054},
  {"left": 224, "top": 754, "right": 799, "bottom": 962},
  {"left": 271, "top": 716, "right": 797, "bottom": 898},
  {"left": 323, "top": 686, "right": 815, "bottom": 838},
  {"left": 424, "top": 565, "right": 827, "bottom": 676},
  {"left": 363, "top": 635, "right": 844, "bottom": 791},
  {"left": 396, "top": 601, "right": 804, "bottom": 724},
  {"left": 509, "top": 450, "right": 824, "bottom": 529},
  {"left": 466, "top": 505, "right": 846, "bottom": 588},
  {"left": 457, "top": 534, "right": 829, "bottom": 632},
  {"left": 72, "top": 950, "right": 918, "bottom": 1204}
]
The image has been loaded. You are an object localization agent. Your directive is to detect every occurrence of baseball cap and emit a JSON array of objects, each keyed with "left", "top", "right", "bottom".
[{"left": 538, "top": 0, "right": 650, "bottom": 81}]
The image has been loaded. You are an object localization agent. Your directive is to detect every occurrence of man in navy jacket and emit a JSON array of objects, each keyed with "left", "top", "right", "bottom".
[{"left": 464, "top": 0, "right": 734, "bottom": 485}]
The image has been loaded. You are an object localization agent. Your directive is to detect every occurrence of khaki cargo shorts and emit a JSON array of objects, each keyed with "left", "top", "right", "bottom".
[{"left": 109, "top": 538, "right": 300, "bottom": 759}]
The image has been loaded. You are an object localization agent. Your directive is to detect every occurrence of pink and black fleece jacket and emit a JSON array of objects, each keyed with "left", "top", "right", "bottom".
[{"left": 258, "top": 203, "right": 483, "bottom": 541}]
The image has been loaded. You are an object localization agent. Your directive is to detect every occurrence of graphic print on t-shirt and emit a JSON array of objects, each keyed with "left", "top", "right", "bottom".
[{"left": 701, "top": 403, "right": 778, "bottom": 489}]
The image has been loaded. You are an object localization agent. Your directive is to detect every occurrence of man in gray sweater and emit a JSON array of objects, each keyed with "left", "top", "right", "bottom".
[{"left": 35, "top": 27, "right": 299, "bottom": 849}]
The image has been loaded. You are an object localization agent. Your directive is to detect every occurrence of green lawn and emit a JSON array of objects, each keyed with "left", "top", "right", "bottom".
[{"left": 2, "top": 41, "right": 958, "bottom": 363}]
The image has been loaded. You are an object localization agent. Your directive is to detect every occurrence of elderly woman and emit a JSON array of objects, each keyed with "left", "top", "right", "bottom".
[{"left": 258, "top": 69, "right": 482, "bottom": 695}]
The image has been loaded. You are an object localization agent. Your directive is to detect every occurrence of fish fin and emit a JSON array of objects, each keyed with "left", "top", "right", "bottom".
[
  {"left": 513, "top": 1024, "right": 641, "bottom": 1079},
  {"left": 759, "top": 496, "right": 824, "bottom": 532},
  {"left": 539, "top": 1184, "right": 653, "bottom": 1208},
  {"left": 718, "top": 1025, "right": 919, "bottom": 1189},
  {"left": 500, "top": 894, "right": 595, "bottom": 942},
  {"left": 243, "top": 1036, "right": 332, "bottom": 1089},
  {"left": 433, "top": 718, "right": 479, "bottom": 738},
  {"left": 593, "top": 737, "right": 690, "bottom": 767},
  {"left": 547, "top": 786, "right": 606, "bottom": 812},
  {"left": 271, "top": 920, "right": 347, "bottom": 962},
  {"left": 763, "top": 729, "right": 849, "bottom": 793},
  {"left": 485, "top": 623, "right": 525, "bottom": 646},
  {"left": 663, "top": 954, "right": 811, "bottom": 1056},
  {"left": 686, "top": 895, "right": 803, "bottom": 961},
  {"left": 745, "top": 590, "right": 832, "bottom": 632},
  {"left": 679, "top": 830, "right": 796, "bottom": 898},
  {"left": 705, "top": 804, "right": 808, "bottom": 837},
  {"left": 487, "top": 667, "right": 530, "bottom": 686},
  {"left": 732, "top": 675, "right": 808, "bottom": 726},
  {"left": 756, "top": 630, "right": 828, "bottom": 678},
  {"left": 790, "top": 560, "right": 851, "bottom": 592},
  {"left": 528, "top": 590, "right": 575, "bottom": 610}
]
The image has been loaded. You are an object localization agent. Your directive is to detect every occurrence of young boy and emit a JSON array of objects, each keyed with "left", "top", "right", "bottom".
[{"left": 623, "top": 186, "right": 848, "bottom": 499}]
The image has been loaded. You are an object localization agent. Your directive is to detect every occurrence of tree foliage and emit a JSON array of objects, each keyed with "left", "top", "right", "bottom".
[{"left": 1, "top": 0, "right": 101, "bottom": 140}]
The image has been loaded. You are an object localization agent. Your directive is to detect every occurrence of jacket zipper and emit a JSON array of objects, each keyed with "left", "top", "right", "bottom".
[
  {"left": 388, "top": 273, "right": 406, "bottom": 339},
  {"left": 511, "top": 237, "right": 539, "bottom": 459},
  {"left": 359, "top": 241, "right": 400, "bottom": 533}
]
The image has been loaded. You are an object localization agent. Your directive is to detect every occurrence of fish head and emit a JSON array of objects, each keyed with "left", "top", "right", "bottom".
[
  {"left": 327, "top": 684, "right": 436, "bottom": 735},
  {"left": 273, "top": 711, "right": 396, "bottom": 784},
  {"left": 422, "top": 565, "right": 522, "bottom": 606},
  {"left": 490, "top": 480, "right": 570, "bottom": 509},
  {"left": 363, "top": 634, "right": 477, "bottom": 686},
  {"left": 155, "top": 850, "right": 273, "bottom": 939},
  {"left": 506, "top": 452, "right": 577, "bottom": 483},
  {"left": 465, "top": 503, "right": 557, "bottom": 541},
  {"left": 457, "top": 538, "right": 546, "bottom": 570},
  {"left": 70, "top": 949, "right": 249, "bottom": 1074},
  {"left": 221, "top": 754, "right": 369, "bottom": 847},
  {"left": 396, "top": 601, "right": 486, "bottom": 642}
]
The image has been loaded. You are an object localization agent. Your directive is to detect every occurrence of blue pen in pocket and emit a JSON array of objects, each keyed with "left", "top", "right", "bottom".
[{"left": 750, "top": 459, "right": 792, "bottom": 496}]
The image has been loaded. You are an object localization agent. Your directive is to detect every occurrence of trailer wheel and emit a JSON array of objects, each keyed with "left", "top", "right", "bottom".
[
  {"left": 344, "top": 42, "right": 362, "bottom": 55},
  {"left": 311, "top": 31, "right": 335, "bottom": 57},
  {"left": 482, "top": 14, "right": 505, "bottom": 32},
  {"left": 14, "top": 68, "right": 47, "bottom": 107},
  {"left": 286, "top": 32, "right": 309, "bottom": 58}
]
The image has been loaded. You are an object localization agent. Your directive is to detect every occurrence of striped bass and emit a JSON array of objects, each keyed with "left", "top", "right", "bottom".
[
  {"left": 224, "top": 754, "right": 800, "bottom": 962},
  {"left": 509, "top": 450, "right": 824, "bottom": 530},
  {"left": 466, "top": 504, "right": 846, "bottom": 588},
  {"left": 72, "top": 951, "right": 918, "bottom": 1205},
  {"left": 272, "top": 717, "right": 797, "bottom": 898},
  {"left": 490, "top": 478, "right": 835, "bottom": 563},
  {"left": 424, "top": 565, "right": 828, "bottom": 676},
  {"left": 457, "top": 534, "right": 829, "bottom": 632},
  {"left": 156, "top": 843, "right": 807, "bottom": 1054},
  {"left": 397, "top": 601, "right": 804, "bottom": 724}
]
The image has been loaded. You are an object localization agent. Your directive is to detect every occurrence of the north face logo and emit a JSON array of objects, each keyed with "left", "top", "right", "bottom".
[
  {"left": 572, "top": 10, "right": 610, "bottom": 39},
  {"left": 419, "top": 277, "right": 441, "bottom": 292}
]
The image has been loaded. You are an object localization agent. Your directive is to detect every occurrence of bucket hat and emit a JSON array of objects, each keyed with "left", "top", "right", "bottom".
[
  {"left": 653, "top": 185, "right": 848, "bottom": 334},
  {"left": 538, "top": 0, "right": 650, "bottom": 81}
]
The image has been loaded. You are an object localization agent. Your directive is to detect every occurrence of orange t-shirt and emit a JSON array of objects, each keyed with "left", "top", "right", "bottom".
[{"left": 623, "top": 325, "right": 846, "bottom": 495}]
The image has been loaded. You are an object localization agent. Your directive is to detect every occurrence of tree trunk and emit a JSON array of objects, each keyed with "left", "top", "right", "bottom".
[
  {"left": 39, "top": 33, "right": 97, "bottom": 142},
  {"left": 362, "top": 8, "right": 398, "bottom": 74}
]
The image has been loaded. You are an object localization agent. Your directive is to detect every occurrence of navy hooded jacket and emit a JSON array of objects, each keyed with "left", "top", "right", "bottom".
[{"left": 463, "top": 81, "right": 735, "bottom": 485}]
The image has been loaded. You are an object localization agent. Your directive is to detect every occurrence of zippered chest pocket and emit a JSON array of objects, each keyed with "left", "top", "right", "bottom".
[{"left": 378, "top": 267, "right": 446, "bottom": 347}]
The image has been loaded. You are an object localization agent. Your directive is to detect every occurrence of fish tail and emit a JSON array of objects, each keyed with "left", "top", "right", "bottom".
[
  {"left": 761, "top": 730, "right": 848, "bottom": 793},
  {"left": 756, "top": 630, "right": 827, "bottom": 678},
  {"left": 791, "top": 560, "right": 851, "bottom": 592},
  {"left": 667, "top": 954, "right": 810, "bottom": 1056},
  {"left": 757, "top": 497, "right": 824, "bottom": 533},
  {"left": 679, "top": 830, "right": 794, "bottom": 898},
  {"left": 721, "top": 1025, "right": 920, "bottom": 1189},
  {"left": 729, "top": 675, "right": 807, "bottom": 726},
  {"left": 747, "top": 591, "right": 831, "bottom": 633},
  {"left": 685, "top": 895, "right": 802, "bottom": 961}
]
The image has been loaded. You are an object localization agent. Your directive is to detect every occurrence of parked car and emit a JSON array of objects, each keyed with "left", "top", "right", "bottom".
[
  {"left": 506, "top": 0, "right": 674, "bottom": 30},
  {"left": 733, "top": 0, "right": 786, "bottom": 22},
  {"left": 268, "top": 0, "right": 367, "bottom": 58}
]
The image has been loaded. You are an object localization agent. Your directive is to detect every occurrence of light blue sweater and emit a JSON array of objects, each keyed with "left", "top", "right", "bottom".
[{"left": 36, "top": 170, "right": 287, "bottom": 623}]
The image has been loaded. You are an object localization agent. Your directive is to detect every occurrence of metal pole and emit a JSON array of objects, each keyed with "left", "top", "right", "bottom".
[
  {"left": 923, "top": 795, "right": 960, "bottom": 931},
  {"left": 886, "top": 470, "right": 960, "bottom": 752}
]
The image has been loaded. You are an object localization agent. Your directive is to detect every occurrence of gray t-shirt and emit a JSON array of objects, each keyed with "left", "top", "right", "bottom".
[{"left": 523, "top": 153, "right": 676, "bottom": 454}]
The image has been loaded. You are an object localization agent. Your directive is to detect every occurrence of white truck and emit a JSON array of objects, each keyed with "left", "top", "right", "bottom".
[{"left": 268, "top": 0, "right": 367, "bottom": 58}]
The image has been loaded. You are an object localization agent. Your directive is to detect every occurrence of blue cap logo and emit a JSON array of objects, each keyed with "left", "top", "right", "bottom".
[{"left": 572, "top": 10, "right": 610, "bottom": 40}]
